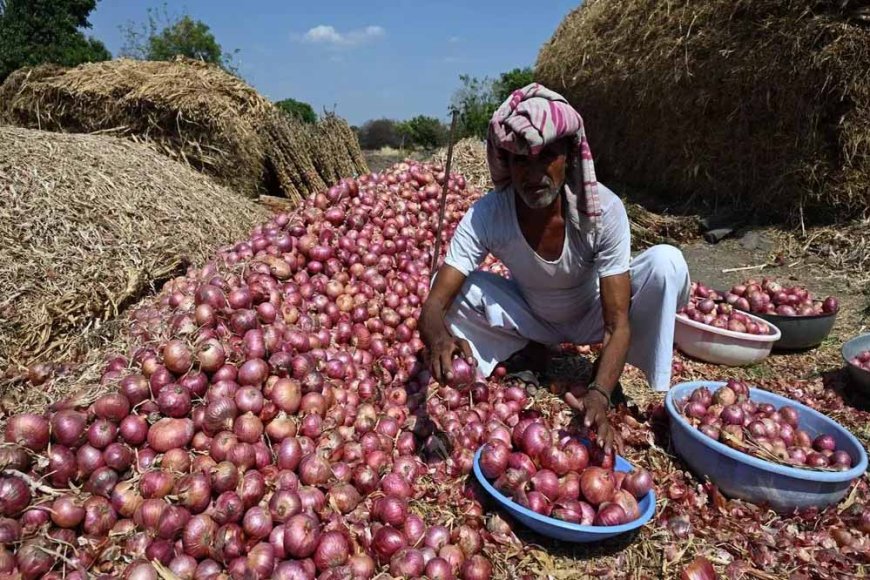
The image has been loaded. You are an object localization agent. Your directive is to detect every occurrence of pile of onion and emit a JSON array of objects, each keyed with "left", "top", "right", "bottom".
[
  {"left": 678, "top": 300, "right": 772, "bottom": 335},
  {"left": 0, "top": 161, "right": 504, "bottom": 579},
  {"left": 689, "top": 282, "right": 724, "bottom": 302},
  {"left": 475, "top": 419, "right": 653, "bottom": 527},
  {"left": 681, "top": 380, "right": 854, "bottom": 470},
  {"left": 849, "top": 350, "right": 870, "bottom": 372},
  {"left": 724, "top": 278, "right": 838, "bottom": 317}
]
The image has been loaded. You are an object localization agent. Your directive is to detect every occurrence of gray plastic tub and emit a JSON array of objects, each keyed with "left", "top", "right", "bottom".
[
  {"left": 753, "top": 311, "right": 836, "bottom": 351},
  {"left": 666, "top": 381, "right": 868, "bottom": 512},
  {"left": 842, "top": 333, "right": 870, "bottom": 397}
]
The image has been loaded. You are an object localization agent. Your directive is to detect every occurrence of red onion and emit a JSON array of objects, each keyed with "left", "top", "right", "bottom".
[
  {"left": 157, "top": 384, "right": 192, "bottom": 418},
  {"left": 326, "top": 483, "right": 360, "bottom": 515},
  {"left": 243, "top": 506, "right": 273, "bottom": 540},
  {"left": 622, "top": 469, "right": 653, "bottom": 499},
  {"left": 390, "top": 547, "right": 425, "bottom": 578},
  {"left": 83, "top": 495, "right": 116, "bottom": 536},
  {"left": 520, "top": 422, "right": 550, "bottom": 459},
  {"left": 47, "top": 445, "right": 76, "bottom": 487},
  {"left": 425, "top": 557, "right": 455, "bottom": 580},
  {"left": 283, "top": 513, "right": 321, "bottom": 558},
  {"left": 239, "top": 470, "right": 266, "bottom": 508},
  {"left": 539, "top": 446, "right": 572, "bottom": 476},
  {"left": 375, "top": 496, "right": 408, "bottom": 527},
  {"left": 580, "top": 467, "right": 615, "bottom": 506},
  {"left": 347, "top": 554, "right": 376, "bottom": 579},
  {"left": 119, "top": 414, "right": 148, "bottom": 446},
  {"left": 0, "top": 518, "right": 21, "bottom": 545},
  {"left": 212, "top": 491, "right": 243, "bottom": 524},
  {"left": 196, "top": 340, "right": 226, "bottom": 374},
  {"left": 86, "top": 466, "right": 118, "bottom": 498},
  {"left": 140, "top": 470, "right": 174, "bottom": 499},
  {"left": 314, "top": 530, "right": 350, "bottom": 572},
  {"left": 720, "top": 405, "right": 745, "bottom": 426},
  {"left": 5, "top": 414, "right": 49, "bottom": 451},
  {"left": 16, "top": 540, "right": 53, "bottom": 579},
  {"left": 372, "top": 525, "right": 407, "bottom": 564},
  {"left": 268, "top": 489, "right": 302, "bottom": 522},
  {"left": 147, "top": 418, "right": 194, "bottom": 452},
  {"left": 461, "top": 554, "right": 493, "bottom": 580},
  {"left": 50, "top": 495, "right": 84, "bottom": 528},
  {"left": 530, "top": 469, "right": 560, "bottom": 502},
  {"left": 439, "top": 544, "right": 466, "bottom": 575},
  {"left": 111, "top": 481, "right": 143, "bottom": 519},
  {"left": 830, "top": 450, "right": 852, "bottom": 468},
  {"left": 50, "top": 409, "right": 87, "bottom": 447},
  {"left": 594, "top": 502, "right": 627, "bottom": 526},
  {"left": 0, "top": 476, "right": 30, "bottom": 516},
  {"left": 813, "top": 434, "right": 836, "bottom": 452},
  {"left": 245, "top": 542, "right": 275, "bottom": 578},
  {"left": 806, "top": 452, "right": 829, "bottom": 468},
  {"left": 381, "top": 472, "right": 412, "bottom": 499}
]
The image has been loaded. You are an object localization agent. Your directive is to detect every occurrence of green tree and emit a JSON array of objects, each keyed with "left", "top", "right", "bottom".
[
  {"left": 275, "top": 98, "right": 317, "bottom": 124},
  {"left": 492, "top": 67, "right": 535, "bottom": 103},
  {"left": 451, "top": 74, "right": 498, "bottom": 140},
  {"left": 396, "top": 115, "right": 447, "bottom": 150},
  {"left": 120, "top": 5, "right": 238, "bottom": 73},
  {"left": 0, "top": 0, "right": 111, "bottom": 82},
  {"left": 357, "top": 118, "right": 401, "bottom": 150},
  {"left": 450, "top": 67, "right": 537, "bottom": 140}
]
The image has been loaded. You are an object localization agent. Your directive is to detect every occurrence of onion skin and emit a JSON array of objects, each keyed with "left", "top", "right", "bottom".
[{"left": 680, "top": 556, "right": 717, "bottom": 580}]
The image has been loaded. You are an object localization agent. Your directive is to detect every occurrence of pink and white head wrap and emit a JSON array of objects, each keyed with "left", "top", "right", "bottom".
[{"left": 486, "top": 83, "right": 602, "bottom": 228}]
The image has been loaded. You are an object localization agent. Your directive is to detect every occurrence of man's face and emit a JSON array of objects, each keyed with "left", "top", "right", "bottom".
[{"left": 508, "top": 139, "right": 569, "bottom": 210}]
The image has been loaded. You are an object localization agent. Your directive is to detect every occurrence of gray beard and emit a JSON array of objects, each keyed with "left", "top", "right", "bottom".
[{"left": 517, "top": 184, "right": 562, "bottom": 209}]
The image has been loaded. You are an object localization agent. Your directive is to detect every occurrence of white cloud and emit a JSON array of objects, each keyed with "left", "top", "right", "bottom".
[
  {"left": 300, "top": 24, "right": 385, "bottom": 47},
  {"left": 448, "top": 36, "right": 461, "bottom": 43}
]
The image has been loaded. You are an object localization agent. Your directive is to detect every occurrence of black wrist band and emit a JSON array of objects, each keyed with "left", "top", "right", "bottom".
[{"left": 588, "top": 383, "right": 612, "bottom": 406}]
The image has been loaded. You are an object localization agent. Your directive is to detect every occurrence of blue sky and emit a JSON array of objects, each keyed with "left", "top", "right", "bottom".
[{"left": 87, "top": 1, "right": 579, "bottom": 125}]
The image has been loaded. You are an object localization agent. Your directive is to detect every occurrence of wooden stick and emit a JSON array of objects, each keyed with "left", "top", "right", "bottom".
[
  {"left": 721, "top": 263, "right": 769, "bottom": 274},
  {"left": 430, "top": 110, "right": 460, "bottom": 280}
]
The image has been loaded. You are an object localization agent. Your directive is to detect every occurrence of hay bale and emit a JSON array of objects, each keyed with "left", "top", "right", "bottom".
[
  {"left": 536, "top": 0, "right": 870, "bottom": 222},
  {"left": 0, "top": 126, "right": 269, "bottom": 372},
  {"left": 432, "top": 138, "right": 699, "bottom": 247},
  {"left": 0, "top": 58, "right": 368, "bottom": 204}
]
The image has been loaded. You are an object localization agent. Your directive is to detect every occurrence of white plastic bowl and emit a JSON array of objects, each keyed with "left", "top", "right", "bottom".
[{"left": 674, "top": 311, "right": 781, "bottom": 366}]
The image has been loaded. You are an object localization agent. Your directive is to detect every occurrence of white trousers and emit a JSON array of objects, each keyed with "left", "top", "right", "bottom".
[{"left": 445, "top": 245, "right": 691, "bottom": 391}]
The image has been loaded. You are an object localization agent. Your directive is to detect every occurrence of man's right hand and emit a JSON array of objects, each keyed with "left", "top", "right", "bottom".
[{"left": 423, "top": 330, "right": 475, "bottom": 385}]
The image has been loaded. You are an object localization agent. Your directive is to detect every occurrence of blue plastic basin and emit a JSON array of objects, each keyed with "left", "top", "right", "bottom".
[
  {"left": 472, "top": 448, "right": 656, "bottom": 543},
  {"left": 666, "top": 380, "right": 868, "bottom": 512}
]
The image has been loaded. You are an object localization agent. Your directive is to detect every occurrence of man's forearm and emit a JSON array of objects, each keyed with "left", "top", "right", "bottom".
[
  {"left": 419, "top": 299, "right": 449, "bottom": 345},
  {"left": 593, "top": 324, "right": 630, "bottom": 394}
]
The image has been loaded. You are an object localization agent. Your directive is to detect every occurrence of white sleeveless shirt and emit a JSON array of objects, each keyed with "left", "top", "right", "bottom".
[{"left": 444, "top": 184, "right": 631, "bottom": 324}]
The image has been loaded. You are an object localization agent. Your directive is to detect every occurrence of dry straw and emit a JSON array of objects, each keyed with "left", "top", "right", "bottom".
[
  {"left": 0, "top": 58, "right": 368, "bottom": 203},
  {"left": 536, "top": 0, "right": 870, "bottom": 222},
  {"left": 0, "top": 126, "right": 269, "bottom": 373}
]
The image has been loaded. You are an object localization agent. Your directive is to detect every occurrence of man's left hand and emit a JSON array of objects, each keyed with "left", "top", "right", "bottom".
[{"left": 565, "top": 389, "right": 623, "bottom": 455}]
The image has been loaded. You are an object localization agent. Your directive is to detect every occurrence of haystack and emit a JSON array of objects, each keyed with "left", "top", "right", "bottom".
[
  {"left": 0, "top": 58, "right": 368, "bottom": 203},
  {"left": 0, "top": 126, "right": 269, "bottom": 373},
  {"left": 432, "top": 138, "right": 700, "bottom": 247},
  {"left": 536, "top": 0, "right": 870, "bottom": 222}
]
